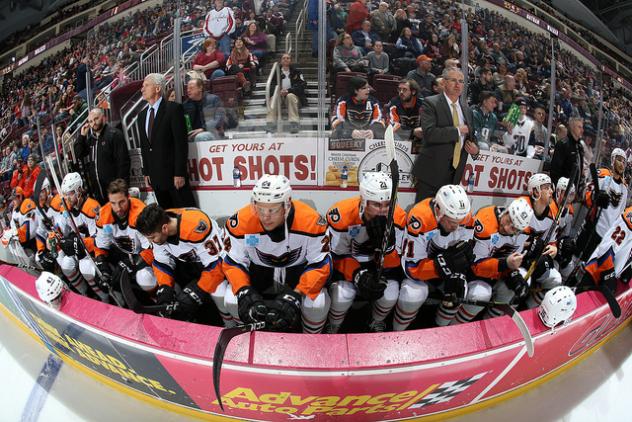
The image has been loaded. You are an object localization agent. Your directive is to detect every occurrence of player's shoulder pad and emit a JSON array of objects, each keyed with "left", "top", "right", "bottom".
[
  {"left": 50, "top": 194, "right": 64, "bottom": 212},
  {"left": 327, "top": 196, "right": 362, "bottom": 231},
  {"left": 461, "top": 212, "right": 475, "bottom": 229},
  {"left": 473, "top": 206, "right": 499, "bottom": 240},
  {"left": 622, "top": 207, "right": 632, "bottom": 230},
  {"left": 568, "top": 203, "right": 575, "bottom": 215},
  {"left": 81, "top": 198, "right": 101, "bottom": 219},
  {"left": 127, "top": 198, "right": 146, "bottom": 228},
  {"left": 406, "top": 198, "right": 437, "bottom": 235},
  {"left": 290, "top": 200, "right": 327, "bottom": 236},
  {"left": 597, "top": 168, "right": 611, "bottom": 178},
  {"left": 96, "top": 203, "right": 114, "bottom": 228},
  {"left": 179, "top": 208, "right": 212, "bottom": 244},
  {"left": 20, "top": 198, "right": 36, "bottom": 214},
  {"left": 394, "top": 205, "right": 407, "bottom": 229},
  {"left": 548, "top": 201, "right": 559, "bottom": 219},
  {"left": 225, "top": 204, "right": 262, "bottom": 238}
]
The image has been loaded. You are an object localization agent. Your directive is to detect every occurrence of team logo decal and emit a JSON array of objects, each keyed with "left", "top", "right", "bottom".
[
  {"left": 255, "top": 247, "right": 302, "bottom": 267},
  {"left": 474, "top": 219, "right": 484, "bottom": 234},
  {"left": 229, "top": 213, "right": 239, "bottom": 228},
  {"left": 245, "top": 234, "right": 260, "bottom": 247},
  {"left": 409, "top": 216, "right": 421, "bottom": 231},
  {"left": 317, "top": 216, "right": 327, "bottom": 226},
  {"left": 194, "top": 220, "right": 208, "bottom": 233},
  {"left": 491, "top": 233, "right": 499, "bottom": 245},
  {"left": 328, "top": 208, "right": 341, "bottom": 223},
  {"left": 348, "top": 225, "right": 361, "bottom": 238}
]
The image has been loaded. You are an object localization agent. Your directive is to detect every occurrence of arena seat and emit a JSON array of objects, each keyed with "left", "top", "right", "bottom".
[
  {"left": 109, "top": 80, "right": 144, "bottom": 124},
  {"left": 210, "top": 76, "right": 241, "bottom": 109},
  {"left": 335, "top": 71, "right": 368, "bottom": 100},
  {"left": 372, "top": 75, "right": 401, "bottom": 104}
]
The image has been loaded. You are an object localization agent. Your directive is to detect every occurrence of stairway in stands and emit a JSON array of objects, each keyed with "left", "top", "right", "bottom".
[{"left": 226, "top": 1, "right": 328, "bottom": 138}]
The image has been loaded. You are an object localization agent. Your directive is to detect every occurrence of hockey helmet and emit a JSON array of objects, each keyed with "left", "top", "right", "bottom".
[
  {"left": 61, "top": 172, "right": 83, "bottom": 195},
  {"left": 538, "top": 286, "right": 577, "bottom": 328},
  {"left": 251, "top": 174, "right": 292, "bottom": 208},
  {"left": 555, "top": 177, "right": 575, "bottom": 201},
  {"left": 41, "top": 177, "right": 51, "bottom": 192},
  {"left": 360, "top": 172, "right": 392, "bottom": 213},
  {"left": 611, "top": 148, "right": 627, "bottom": 167},
  {"left": 434, "top": 185, "right": 470, "bottom": 221},
  {"left": 505, "top": 197, "right": 533, "bottom": 232},
  {"left": 527, "top": 173, "right": 552, "bottom": 199},
  {"left": 35, "top": 272, "right": 66, "bottom": 309}
]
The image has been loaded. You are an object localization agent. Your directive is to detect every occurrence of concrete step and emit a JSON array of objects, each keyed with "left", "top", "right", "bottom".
[
  {"left": 242, "top": 105, "right": 328, "bottom": 118},
  {"left": 243, "top": 95, "right": 329, "bottom": 107}
]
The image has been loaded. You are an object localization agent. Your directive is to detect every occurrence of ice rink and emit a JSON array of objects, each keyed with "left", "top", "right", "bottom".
[{"left": 0, "top": 309, "right": 630, "bottom": 422}]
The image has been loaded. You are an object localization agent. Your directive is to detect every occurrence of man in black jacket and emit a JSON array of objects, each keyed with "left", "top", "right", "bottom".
[
  {"left": 550, "top": 116, "right": 584, "bottom": 189},
  {"left": 266, "top": 54, "right": 307, "bottom": 133},
  {"left": 74, "top": 108, "right": 130, "bottom": 204},
  {"left": 137, "top": 73, "right": 196, "bottom": 209}
]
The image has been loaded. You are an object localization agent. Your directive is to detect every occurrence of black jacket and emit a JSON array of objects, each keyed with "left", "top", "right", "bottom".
[
  {"left": 550, "top": 134, "right": 584, "bottom": 189},
  {"left": 270, "top": 65, "right": 308, "bottom": 107},
  {"left": 74, "top": 123, "right": 130, "bottom": 201}
]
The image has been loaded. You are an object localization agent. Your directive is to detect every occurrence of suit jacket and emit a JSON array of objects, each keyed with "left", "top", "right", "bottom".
[
  {"left": 413, "top": 93, "right": 474, "bottom": 190},
  {"left": 137, "top": 100, "right": 188, "bottom": 191}
]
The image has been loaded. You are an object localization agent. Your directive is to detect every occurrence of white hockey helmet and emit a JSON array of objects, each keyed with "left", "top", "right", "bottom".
[
  {"left": 434, "top": 185, "right": 470, "bottom": 221},
  {"left": 611, "top": 148, "right": 627, "bottom": 167},
  {"left": 555, "top": 177, "right": 575, "bottom": 201},
  {"left": 505, "top": 197, "right": 533, "bottom": 232},
  {"left": 61, "top": 172, "right": 83, "bottom": 195},
  {"left": 35, "top": 272, "right": 66, "bottom": 309},
  {"left": 41, "top": 177, "right": 51, "bottom": 192},
  {"left": 538, "top": 286, "right": 577, "bottom": 328},
  {"left": 251, "top": 174, "right": 292, "bottom": 207},
  {"left": 360, "top": 172, "right": 392, "bottom": 212},
  {"left": 527, "top": 173, "right": 552, "bottom": 199}
]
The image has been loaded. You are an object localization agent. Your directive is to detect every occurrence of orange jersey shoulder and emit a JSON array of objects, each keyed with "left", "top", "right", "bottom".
[
  {"left": 50, "top": 194, "right": 64, "bottom": 212},
  {"left": 289, "top": 201, "right": 327, "bottom": 236},
  {"left": 393, "top": 205, "right": 407, "bottom": 229},
  {"left": 169, "top": 208, "right": 212, "bottom": 244},
  {"left": 226, "top": 204, "right": 263, "bottom": 238},
  {"left": 406, "top": 198, "right": 438, "bottom": 236},
  {"left": 327, "top": 197, "right": 362, "bottom": 231},
  {"left": 622, "top": 206, "right": 632, "bottom": 230},
  {"left": 128, "top": 198, "right": 146, "bottom": 228},
  {"left": 19, "top": 198, "right": 36, "bottom": 215},
  {"left": 598, "top": 168, "right": 611, "bottom": 178},
  {"left": 96, "top": 203, "right": 115, "bottom": 228},
  {"left": 81, "top": 198, "right": 101, "bottom": 219},
  {"left": 473, "top": 206, "right": 500, "bottom": 240}
]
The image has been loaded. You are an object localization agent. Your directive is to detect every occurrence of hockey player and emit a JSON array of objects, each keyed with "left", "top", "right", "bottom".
[
  {"left": 575, "top": 148, "right": 628, "bottom": 261},
  {"left": 90, "top": 179, "right": 156, "bottom": 296},
  {"left": 502, "top": 98, "right": 534, "bottom": 156},
  {"left": 56, "top": 172, "right": 104, "bottom": 300},
  {"left": 468, "top": 198, "right": 533, "bottom": 321},
  {"left": 518, "top": 173, "right": 562, "bottom": 308},
  {"left": 401, "top": 185, "right": 475, "bottom": 328},
  {"left": 553, "top": 177, "right": 577, "bottom": 279},
  {"left": 222, "top": 174, "right": 332, "bottom": 333},
  {"left": 136, "top": 204, "right": 231, "bottom": 323},
  {"left": 33, "top": 178, "right": 62, "bottom": 272},
  {"left": 10, "top": 186, "right": 38, "bottom": 252},
  {"left": 326, "top": 172, "right": 406, "bottom": 333}
]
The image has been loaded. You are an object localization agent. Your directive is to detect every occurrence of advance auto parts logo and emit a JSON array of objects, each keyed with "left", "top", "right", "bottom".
[
  {"left": 215, "top": 372, "right": 488, "bottom": 417},
  {"left": 358, "top": 141, "right": 414, "bottom": 187}
]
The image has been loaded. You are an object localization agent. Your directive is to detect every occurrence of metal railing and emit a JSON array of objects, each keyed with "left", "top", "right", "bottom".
[{"left": 294, "top": 0, "right": 307, "bottom": 63}]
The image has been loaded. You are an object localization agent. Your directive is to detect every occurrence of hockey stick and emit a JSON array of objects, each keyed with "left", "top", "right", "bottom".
[
  {"left": 375, "top": 125, "right": 400, "bottom": 281},
  {"left": 213, "top": 321, "right": 266, "bottom": 411},
  {"left": 425, "top": 297, "right": 534, "bottom": 356},
  {"left": 118, "top": 266, "right": 175, "bottom": 314},
  {"left": 45, "top": 156, "right": 125, "bottom": 307}
]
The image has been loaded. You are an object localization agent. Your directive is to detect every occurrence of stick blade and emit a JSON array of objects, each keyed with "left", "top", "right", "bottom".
[
  {"left": 599, "top": 284, "right": 622, "bottom": 318},
  {"left": 498, "top": 304, "right": 535, "bottom": 357},
  {"left": 384, "top": 125, "right": 396, "bottom": 164}
]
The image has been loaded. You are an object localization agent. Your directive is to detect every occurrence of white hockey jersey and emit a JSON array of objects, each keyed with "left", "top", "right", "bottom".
[
  {"left": 35, "top": 194, "right": 66, "bottom": 252},
  {"left": 519, "top": 196, "right": 559, "bottom": 249},
  {"left": 586, "top": 206, "right": 632, "bottom": 279},
  {"left": 203, "top": 7, "right": 236, "bottom": 38},
  {"left": 94, "top": 197, "right": 151, "bottom": 258},
  {"left": 585, "top": 168, "right": 628, "bottom": 238},
  {"left": 503, "top": 115, "right": 534, "bottom": 156},
  {"left": 402, "top": 198, "right": 475, "bottom": 281},
  {"left": 10, "top": 198, "right": 38, "bottom": 245}
]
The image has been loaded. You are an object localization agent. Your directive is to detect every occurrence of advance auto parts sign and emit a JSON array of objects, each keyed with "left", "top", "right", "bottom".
[{"left": 15, "top": 294, "right": 198, "bottom": 409}]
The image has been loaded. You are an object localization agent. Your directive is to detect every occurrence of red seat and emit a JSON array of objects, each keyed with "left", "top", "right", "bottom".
[
  {"left": 372, "top": 76, "right": 401, "bottom": 104},
  {"left": 109, "top": 80, "right": 144, "bottom": 124},
  {"left": 335, "top": 71, "right": 368, "bottom": 100},
  {"left": 210, "top": 76, "right": 241, "bottom": 108}
]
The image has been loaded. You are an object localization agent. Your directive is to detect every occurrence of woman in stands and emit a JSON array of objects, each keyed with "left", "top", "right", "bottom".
[
  {"left": 242, "top": 22, "right": 269, "bottom": 62},
  {"left": 192, "top": 38, "right": 226, "bottom": 80},
  {"left": 332, "top": 32, "right": 367, "bottom": 73},
  {"left": 424, "top": 32, "right": 441, "bottom": 58},
  {"left": 396, "top": 27, "right": 424, "bottom": 58},
  {"left": 392, "top": 9, "right": 411, "bottom": 43},
  {"left": 441, "top": 33, "right": 460, "bottom": 60},
  {"left": 225, "top": 37, "right": 259, "bottom": 95}
]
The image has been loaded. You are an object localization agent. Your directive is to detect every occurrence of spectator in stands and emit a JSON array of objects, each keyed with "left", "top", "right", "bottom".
[
  {"left": 527, "top": 103, "right": 548, "bottom": 159},
  {"left": 203, "top": 0, "right": 236, "bottom": 56},
  {"left": 366, "top": 41, "right": 389, "bottom": 75},
  {"left": 493, "top": 61, "right": 509, "bottom": 88},
  {"left": 183, "top": 79, "right": 227, "bottom": 141},
  {"left": 424, "top": 32, "right": 441, "bottom": 58},
  {"left": 266, "top": 54, "right": 307, "bottom": 134},
  {"left": 345, "top": 0, "right": 369, "bottom": 34},
  {"left": 406, "top": 55, "right": 435, "bottom": 98},
  {"left": 9, "top": 157, "right": 28, "bottom": 193},
  {"left": 441, "top": 34, "right": 460, "bottom": 60},
  {"left": 21, "top": 154, "right": 42, "bottom": 198},
  {"left": 333, "top": 33, "right": 367, "bottom": 73},
  {"left": 468, "top": 68, "right": 496, "bottom": 104},
  {"left": 192, "top": 38, "right": 226, "bottom": 80},
  {"left": 472, "top": 91, "right": 499, "bottom": 150},
  {"left": 396, "top": 27, "right": 424, "bottom": 58},
  {"left": 41, "top": 127, "right": 55, "bottom": 155},
  {"left": 371, "top": 2, "right": 396, "bottom": 42},
  {"left": 352, "top": 20, "right": 379, "bottom": 54},
  {"left": 496, "top": 75, "right": 519, "bottom": 115},
  {"left": 225, "top": 38, "right": 258, "bottom": 95},
  {"left": 264, "top": 5, "right": 286, "bottom": 37},
  {"left": 20, "top": 134, "right": 31, "bottom": 162},
  {"left": 414, "top": 67, "right": 477, "bottom": 201},
  {"left": 387, "top": 79, "right": 423, "bottom": 142},
  {"left": 393, "top": 9, "right": 411, "bottom": 43},
  {"left": 550, "top": 116, "right": 584, "bottom": 188},
  {"left": 242, "top": 22, "right": 268, "bottom": 61},
  {"left": 74, "top": 108, "right": 130, "bottom": 204},
  {"left": 418, "top": 14, "right": 436, "bottom": 42},
  {"left": 75, "top": 57, "right": 92, "bottom": 101},
  {"left": 331, "top": 76, "right": 384, "bottom": 140}
]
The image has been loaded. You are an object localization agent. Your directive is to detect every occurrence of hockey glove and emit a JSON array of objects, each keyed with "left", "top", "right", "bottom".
[
  {"left": 353, "top": 269, "right": 387, "bottom": 301},
  {"left": 596, "top": 191, "right": 610, "bottom": 209},
  {"left": 442, "top": 241, "right": 475, "bottom": 273},
  {"left": 557, "top": 237, "right": 576, "bottom": 260},
  {"left": 532, "top": 255, "right": 554, "bottom": 280},
  {"left": 59, "top": 233, "right": 86, "bottom": 259},
  {"left": 266, "top": 290, "right": 302, "bottom": 332},
  {"left": 523, "top": 237, "right": 545, "bottom": 264},
  {"left": 442, "top": 273, "right": 468, "bottom": 303},
  {"left": 156, "top": 284, "right": 177, "bottom": 306},
  {"left": 365, "top": 215, "right": 395, "bottom": 252},
  {"left": 36, "top": 250, "right": 56, "bottom": 272},
  {"left": 95, "top": 256, "right": 113, "bottom": 292},
  {"left": 506, "top": 270, "right": 529, "bottom": 300},
  {"left": 176, "top": 282, "right": 208, "bottom": 319},
  {"left": 236, "top": 286, "right": 268, "bottom": 324}
]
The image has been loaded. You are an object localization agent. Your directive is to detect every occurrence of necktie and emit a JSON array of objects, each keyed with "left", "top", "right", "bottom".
[
  {"left": 451, "top": 102, "right": 461, "bottom": 169},
  {"left": 148, "top": 107, "right": 155, "bottom": 141}
]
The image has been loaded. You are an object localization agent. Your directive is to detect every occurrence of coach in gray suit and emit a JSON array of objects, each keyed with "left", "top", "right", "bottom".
[{"left": 412, "top": 67, "right": 479, "bottom": 201}]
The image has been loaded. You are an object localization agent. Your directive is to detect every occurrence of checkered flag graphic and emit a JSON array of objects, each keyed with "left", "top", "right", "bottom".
[{"left": 409, "top": 372, "right": 487, "bottom": 409}]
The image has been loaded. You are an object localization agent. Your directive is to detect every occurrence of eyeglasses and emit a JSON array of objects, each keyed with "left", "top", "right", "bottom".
[
  {"left": 254, "top": 204, "right": 284, "bottom": 216},
  {"left": 445, "top": 78, "right": 465, "bottom": 84}
]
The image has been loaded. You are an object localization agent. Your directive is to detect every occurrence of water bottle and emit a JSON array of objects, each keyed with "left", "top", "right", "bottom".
[
  {"left": 467, "top": 174, "right": 475, "bottom": 193},
  {"left": 340, "top": 165, "right": 348, "bottom": 188},
  {"left": 232, "top": 167, "right": 242, "bottom": 188},
  {"left": 184, "top": 114, "right": 193, "bottom": 133}
]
